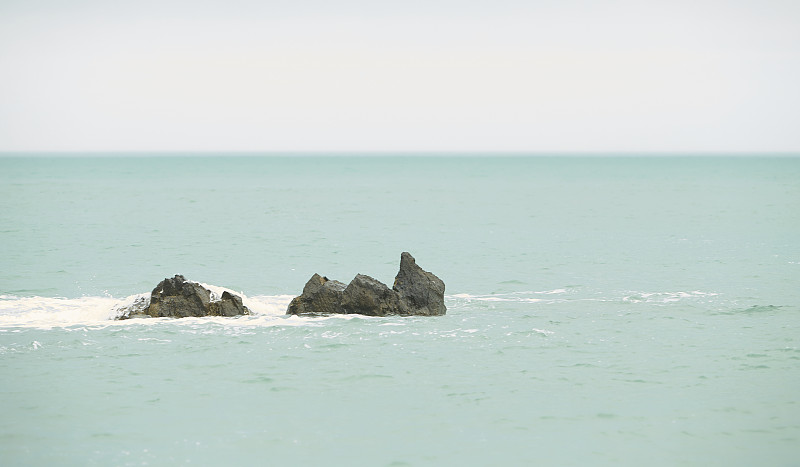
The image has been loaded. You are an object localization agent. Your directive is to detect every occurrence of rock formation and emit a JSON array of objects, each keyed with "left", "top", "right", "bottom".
[
  {"left": 392, "top": 251, "right": 447, "bottom": 316},
  {"left": 117, "top": 275, "right": 250, "bottom": 319},
  {"left": 285, "top": 273, "right": 347, "bottom": 315},
  {"left": 287, "top": 252, "right": 446, "bottom": 316}
]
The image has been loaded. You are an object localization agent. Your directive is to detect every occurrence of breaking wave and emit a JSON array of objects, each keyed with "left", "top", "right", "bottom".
[
  {"left": 0, "top": 287, "right": 724, "bottom": 329},
  {"left": 0, "top": 291, "right": 294, "bottom": 329}
]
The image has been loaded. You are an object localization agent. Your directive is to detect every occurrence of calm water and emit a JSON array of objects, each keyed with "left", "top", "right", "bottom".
[{"left": 1, "top": 155, "right": 799, "bottom": 465}]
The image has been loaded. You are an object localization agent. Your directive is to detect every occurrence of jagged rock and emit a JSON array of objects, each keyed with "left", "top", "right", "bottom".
[
  {"left": 111, "top": 295, "right": 150, "bottom": 320},
  {"left": 287, "top": 252, "right": 446, "bottom": 317},
  {"left": 393, "top": 251, "right": 446, "bottom": 316},
  {"left": 146, "top": 275, "right": 210, "bottom": 318},
  {"left": 286, "top": 274, "right": 346, "bottom": 315},
  {"left": 341, "top": 274, "right": 405, "bottom": 316},
  {"left": 117, "top": 275, "right": 250, "bottom": 319},
  {"left": 207, "top": 291, "right": 250, "bottom": 317}
]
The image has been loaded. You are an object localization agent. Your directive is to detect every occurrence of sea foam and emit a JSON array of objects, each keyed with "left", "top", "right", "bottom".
[
  {"left": 0, "top": 290, "right": 294, "bottom": 328},
  {"left": 0, "top": 287, "right": 724, "bottom": 329}
]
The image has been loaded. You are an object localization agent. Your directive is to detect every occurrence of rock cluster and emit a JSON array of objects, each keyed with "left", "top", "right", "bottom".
[
  {"left": 114, "top": 253, "right": 445, "bottom": 319},
  {"left": 117, "top": 275, "right": 250, "bottom": 319},
  {"left": 287, "top": 252, "right": 446, "bottom": 316}
]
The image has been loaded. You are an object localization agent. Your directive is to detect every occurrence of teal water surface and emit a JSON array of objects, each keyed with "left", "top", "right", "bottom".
[{"left": 1, "top": 155, "right": 799, "bottom": 465}]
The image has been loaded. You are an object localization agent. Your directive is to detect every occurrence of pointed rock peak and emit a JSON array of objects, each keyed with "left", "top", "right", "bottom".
[
  {"left": 288, "top": 273, "right": 346, "bottom": 315},
  {"left": 302, "top": 273, "right": 328, "bottom": 295},
  {"left": 393, "top": 252, "right": 446, "bottom": 316},
  {"left": 286, "top": 253, "right": 446, "bottom": 317},
  {"left": 220, "top": 290, "right": 235, "bottom": 300},
  {"left": 399, "top": 252, "right": 416, "bottom": 270}
]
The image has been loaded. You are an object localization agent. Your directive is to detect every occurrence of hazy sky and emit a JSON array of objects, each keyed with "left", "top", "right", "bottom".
[{"left": 1, "top": 0, "right": 798, "bottom": 152}]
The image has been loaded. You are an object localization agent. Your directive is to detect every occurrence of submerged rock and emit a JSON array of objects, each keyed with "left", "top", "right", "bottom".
[
  {"left": 117, "top": 275, "right": 250, "bottom": 319},
  {"left": 111, "top": 295, "right": 150, "bottom": 320},
  {"left": 287, "top": 252, "right": 446, "bottom": 317}
]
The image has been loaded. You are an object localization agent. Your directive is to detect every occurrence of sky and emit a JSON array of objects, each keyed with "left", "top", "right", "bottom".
[{"left": 0, "top": 0, "right": 798, "bottom": 153}]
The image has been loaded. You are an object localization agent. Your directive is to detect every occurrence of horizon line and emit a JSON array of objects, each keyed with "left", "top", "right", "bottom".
[{"left": 1, "top": 150, "right": 800, "bottom": 157}]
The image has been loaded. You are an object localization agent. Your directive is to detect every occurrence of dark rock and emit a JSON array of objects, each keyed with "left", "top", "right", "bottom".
[
  {"left": 393, "top": 251, "right": 446, "bottom": 316},
  {"left": 146, "top": 274, "right": 210, "bottom": 318},
  {"left": 111, "top": 295, "right": 150, "bottom": 320},
  {"left": 286, "top": 274, "right": 346, "bottom": 315},
  {"left": 286, "top": 252, "right": 446, "bottom": 317},
  {"left": 341, "top": 274, "right": 404, "bottom": 316},
  {"left": 117, "top": 274, "right": 250, "bottom": 319},
  {"left": 207, "top": 291, "right": 250, "bottom": 317}
]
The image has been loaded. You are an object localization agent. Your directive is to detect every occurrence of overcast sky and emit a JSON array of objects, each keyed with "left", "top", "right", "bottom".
[{"left": 1, "top": 0, "right": 798, "bottom": 152}]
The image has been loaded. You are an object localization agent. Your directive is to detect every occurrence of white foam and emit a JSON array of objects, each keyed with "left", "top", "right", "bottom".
[
  {"left": 0, "top": 290, "right": 295, "bottom": 329},
  {"left": 449, "top": 293, "right": 543, "bottom": 303},
  {"left": 0, "top": 295, "right": 133, "bottom": 328},
  {"left": 195, "top": 281, "right": 239, "bottom": 302},
  {"left": 450, "top": 289, "right": 719, "bottom": 306},
  {"left": 242, "top": 294, "right": 295, "bottom": 316},
  {"left": 621, "top": 290, "right": 719, "bottom": 303},
  {"left": 191, "top": 281, "right": 294, "bottom": 315},
  {"left": 0, "top": 287, "right": 722, "bottom": 329},
  {"left": 450, "top": 289, "right": 567, "bottom": 302}
]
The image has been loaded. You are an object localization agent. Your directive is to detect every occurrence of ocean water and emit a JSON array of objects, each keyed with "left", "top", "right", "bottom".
[{"left": 1, "top": 155, "right": 798, "bottom": 466}]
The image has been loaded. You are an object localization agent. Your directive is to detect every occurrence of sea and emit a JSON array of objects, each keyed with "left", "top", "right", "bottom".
[{"left": 1, "top": 154, "right": 798, "bottom": 466}]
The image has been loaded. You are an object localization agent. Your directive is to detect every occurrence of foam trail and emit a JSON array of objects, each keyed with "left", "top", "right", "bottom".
[
  {"left": 193, "top": 282, "right": 294, "bottom": 315},
  {"left": 445, "top": 289, "right": 721, "bottom": 312},
  {"left": 0, "top": 290, "right": 295, "bottom": 328},
  {"left": 621, "top": 291, "right": 719, "bottom": 303},
  {"left": 242, "top": 295, "right": 295, "bottom": 316},
  {"left": 0, "top": 288, "right": 723, "bottom": 328},
  {"left": 0, "top": 294, "right": 139, "bottom": 328}
]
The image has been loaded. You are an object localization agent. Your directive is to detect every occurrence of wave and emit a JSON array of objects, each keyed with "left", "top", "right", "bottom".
[
  {"left": 0, "top": 287, "right": 724, "bottom": 328},
  {"left": 620, "top": 291, "right": 719, "bottom": 303},
  {"left": 450, "top": 289, "right": 568, "bottom": 304},
  {"left": 0, "top": 292, "right": 295, "bottom": 329},
  {"left": 443, "top": 289, "right": 725, "bottom": 313}
]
